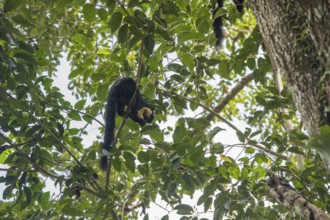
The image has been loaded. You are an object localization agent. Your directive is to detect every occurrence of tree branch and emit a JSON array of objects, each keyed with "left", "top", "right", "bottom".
[
  {"left": 268, "top": 173, "right": 330, "bottom": 220},
  {"left": 206, "top": 72, "right": 254, "bottom": 121}
]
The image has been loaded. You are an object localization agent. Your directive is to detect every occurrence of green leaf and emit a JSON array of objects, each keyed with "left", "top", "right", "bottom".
[
  {"left": 38, "top": 191, "right": 50, "bottom": 208},
  {"left": 161, "top": 215, "right": 169, "bottom": 220},
  {"left": 62, "top": 204, "right": 84, "bottom": 216},
  {"left": 133, "top": 9, "right": 149, "bottom": 29},
  {"left": 247, "top": 58, "right": 256, "bottom": 70},
  {"left": 173, "top": 125, "right": 186, "bottom": 143},
  {"left": 117, "top": 24, "right": 129, "bottom": 44},
  {"left": 12, "top": 14, "right": 30, "bottom": 27},
  {"left": 126, "top": 16, "right": 144, "bottom": 37},
  {"left": 182, "top": 173, "right": 195, "bottom": 192},
  {"left": 204, "top": 197, "right": 213, "bottom": 212},
  {"left": 214, "top": 8, "right": 226, "bottom": 19},
  {"left": 195, "top": 15, "right": 209, "bottom": 33},
  {"left": 3, "top": 185, "right": 14, "bottom": 199},
  {"left": 236, "top": 131, "right": 245, "bottom": 143},
  {"left": 245, "top": 147, "right": 255, "bottom": 154},
  {"left": 255, "top": 96, "right": 266, "bottom": 106},
  {"left": 97, "top": 84, "right": 109, "bottom": 101},
  {"left": 228, "top": 165, "right": 240, "bottom": 179},
  {"left": 178, "top": 32, "right": 205, "bottom": 44},
  {"left": 167, "top": 182, "right": 177, "bottom": 198},
  {"left": 98, "top": 8, "right": 108, "bottom": 21},
  {"left": 258, "top": 57, "right": 272, "bottom": 72},
  {"left": 179, "top": 53, "right": 195, "bottom": 71},
  {"left": 72, "top": 34, "right": 86, "bottom": 44},
  {"left": 219, "top": 59, "right": 230, "bottom": 79},
  {"left": 4, "top": 0, "right": 21, "bottom": 13},
  {"left": 24, "top": 186, "right": 32, "bottom": 205},
  {"left": 144, "top": 34, "right": 155, "bottom": 54},
  {"left": 308, "top": 125, "right": 330, "bottom": 161},
  {"left": 155, "top": 27, "right": 173, "bottom": 42},
  {"left": 57, "top": 122, "right": 65, "bottom": 136},
  {"left": 289, "top": 130, "right": 309, "bottom": 141},
  {"left": 74, "top": 100, "right": 86, "bottom": 110},
  {"left": 137, "top": 151, "right": 150, "bottom": 163},
  {"left": 171, "top": 97, "right": 187, "bottom": 114},
  {"left": 14, "top": 52, "right": 37, "bottom": 66},
  {"left": 27, "top": 83, "right": 43, "bottom": 116},
  {"left": 175, "top": 204, "right": 194, "bottom": 215},
  {"left": 175, "top": 143, "right": 190, "bottom": 156},
  {"left": 87, "top": 150, "right": 96, "bottom": 160},
  {"left": 0, "top": 147, "right": 11, "bottom": 164},
  {"left": 91, "top": 72, "right": 107, "bottom": 80},
  {"left": 197, "top": 194, "right": 207, "bottom": 206},
  {"left": 203, "top": 183, "right": 216, "bottom": 197},
  {"left": 123, "top": 151, "right": 136, "bottom": 173},
  {"left": 210, "top": 143, "right": 224, "bottom": 154},
  {"left": 214, "top": 205, "right": 225, "bottom": 220},
  {"left": 68, "top": 111, "right": 82, "bottom": 121},
  {"left": 161, "top": 1, "right": 180, "bottom": 15},
  {"left": 142, "top": 125, "right": 164, "bottom": 142},
  {"left": 149, "top": 56, "right": 159, "bottom": 71},
  {"left": 168, "top": 64, "right": 186, "bottom": 75},
  {"left": 109, "top": 12, "right": 122, "bottom": 33},
  {"left": 250, "top": 130, "right": 262, "bottom": 138},
  {"left": 207, "top": 127, "right": 225, "bottom": 141},
  {"left": 18, "top": 172, "right": 27, "bottom": 188},
  {"left": 138, "top": 164, "right": 149, "bottom": 176},
  {"left": 112, "top": 157, "right": 122, "bottom": 172},
  {"left": 287, "top": 147, "right": 304, "bottom": 154},
  {"left": 97, "top": 48, "right": 111, "bottom": 55},
  {"left": 69, "top": 68, "right": 81, "bottom": 78},
  {"left": 40, "top": 149, "right": 54, "bottom": 162},
  {"left": 189, "top": 146, "right": 204, "bottom": 162},
  {"left": 83, "top": 4, "right": 96, "bottom": 23}
]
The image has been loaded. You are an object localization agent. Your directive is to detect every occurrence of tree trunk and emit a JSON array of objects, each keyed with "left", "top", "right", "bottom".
[
  {"left": 247, "top": 0, "right": 330, "bottom": 170},
  {"left": 248, "top": 0, "right": 330, "bottom": 218}
]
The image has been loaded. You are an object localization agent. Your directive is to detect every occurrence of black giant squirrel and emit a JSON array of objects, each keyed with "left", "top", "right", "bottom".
[
  {"left": 101, "top": 77, "right": 154, "bottom": 170},
  {"left": 212, "top": 0, "right": 244, "bottom": 50}
]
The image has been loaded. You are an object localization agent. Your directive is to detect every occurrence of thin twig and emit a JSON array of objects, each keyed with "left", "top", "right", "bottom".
[
  {"left": 159, "top": 89, "right": 288, "bottom": 161},
  {"left": 29, "top": 114, "right": 103, "bottom": 191},
  {"left": 0, "top": 168, "right": 38, "bottom": 172},
  {"left": 3, "top": 95, "right": 103, "bottom": 194},
  {"left": 0, "top": 131, "right": 59, "bottom": 179},
  {"left": 110, "top": 209, "right": 119, "bottom": 220},
  {"left": 29, "top": 114, "right": 83, "bottom": 166},
  {"left": 44, "top": 101, "right": 104, "bottom": 126},
  {"left": 75, "top": 182, "right": 107, "bottom": 198}
]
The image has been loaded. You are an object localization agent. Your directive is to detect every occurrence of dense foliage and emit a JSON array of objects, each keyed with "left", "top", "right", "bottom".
[{"left": 0, "top": 0, "right": 329, "bottom": 219}]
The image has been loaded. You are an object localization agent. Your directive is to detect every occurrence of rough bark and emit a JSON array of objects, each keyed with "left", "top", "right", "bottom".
[
  {"left": 247, "top": 0, "right": 330, "bottom": 217},
  {"left": 268, "top": 173, "right": 330, "bottom": 220},
  {"left": 298, "top": 0, "right": 330, "bottom": 69},
  {"left": 247, "top": 0, "right": 330, "bottom": 171}
]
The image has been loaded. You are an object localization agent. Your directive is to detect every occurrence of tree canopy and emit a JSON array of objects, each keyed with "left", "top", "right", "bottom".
[{"left": 0, "top": 0, "right": 329, "bottom": 219}]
